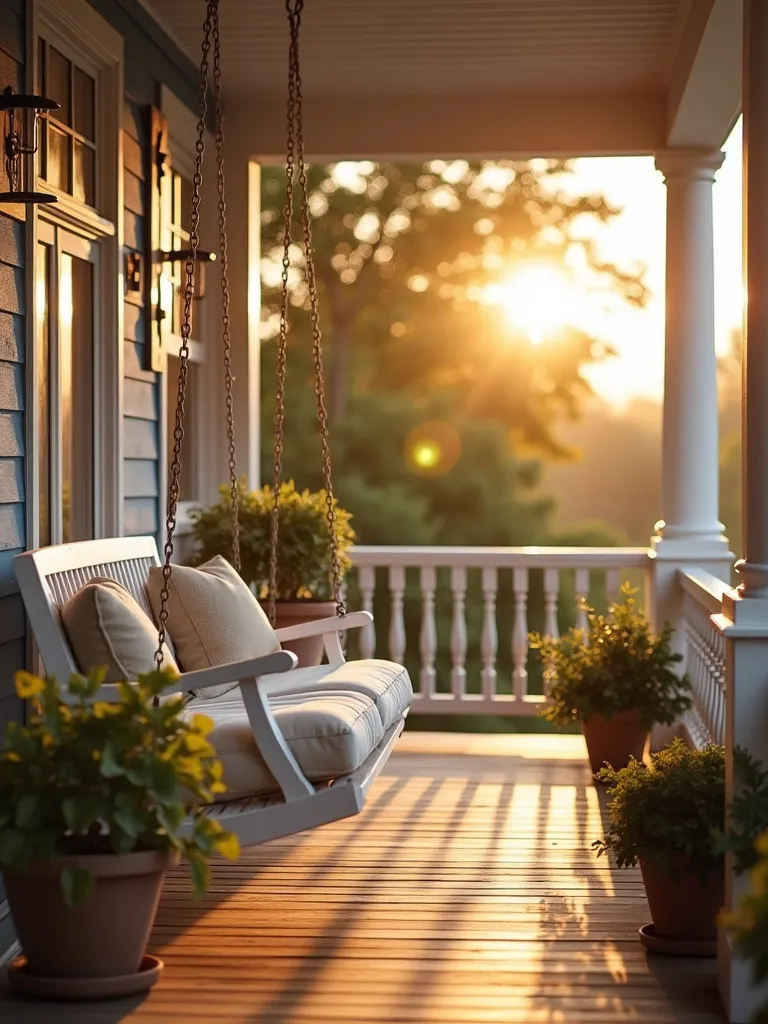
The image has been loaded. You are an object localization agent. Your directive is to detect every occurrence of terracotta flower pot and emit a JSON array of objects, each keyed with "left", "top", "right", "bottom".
[
  {"left": 582, "top": 711, "right": 649, "bottom": 774},
  {"left": 640, "top": 857, "right": 724, "bottom": 941},
  {"left": 262, "top": 600, "right": 338, "bottom": 667},
  {"left": 4, "top": 848, "right": 179, "bottom": 980}
]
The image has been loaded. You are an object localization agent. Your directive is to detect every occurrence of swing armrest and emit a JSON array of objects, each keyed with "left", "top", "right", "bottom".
[
  {"left": 177, "top": 649, "right": 298, "bottom": 695},
  {"left": 86, "top": 650, "right": 299, "bottom": 703},
  {"left": 275, "top": 610, "right": 373, "bottom": 643}
]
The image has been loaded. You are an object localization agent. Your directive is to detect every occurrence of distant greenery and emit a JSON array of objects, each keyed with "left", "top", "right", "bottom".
[{"left": 532, "top": 585, "right": 691, "bottom": 730}]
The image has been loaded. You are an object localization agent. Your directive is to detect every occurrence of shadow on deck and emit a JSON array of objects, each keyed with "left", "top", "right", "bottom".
[{"left": 1, "top": 732, "right": 723, "bottom": 1023}]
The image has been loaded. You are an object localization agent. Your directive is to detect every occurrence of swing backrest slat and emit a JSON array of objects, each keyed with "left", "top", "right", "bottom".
[{"left": 13, "top": 536, "right": 161, "bottom": 682}]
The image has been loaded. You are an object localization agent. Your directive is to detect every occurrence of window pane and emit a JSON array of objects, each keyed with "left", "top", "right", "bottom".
[
  {"left": 74, "top": 141, "right": 95, "bottom": 205},
  {"left": 73, "top": 67, "right": 95, "bottom": 140},
  {"left": 46, "top": 125, "right": 71, "bottom": 193},
  {"left": 48, "top": 46, "right": 71, "bottom": 126},
  {"left": 60, "top": 254, "right": 94, "bottom": 542},
  {"left": 166, "top": 354, "right": 198, "bottom": 502},
  {"left": 36, "top": 243, "right": 51, "bottom": 548}
]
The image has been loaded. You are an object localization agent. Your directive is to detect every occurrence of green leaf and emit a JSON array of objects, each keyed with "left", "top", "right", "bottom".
[
  {"left": 14, "top": 794, "right": 44, "bottom": 831},
  {"left": 0, "top": 826, "right": 26, "bottom": 867},
  {"left": 188, "top": 854, "right": 209, "bottom": 899},
  {"left": 62, "top": 795, "right": 98, "bottom": 834},
  {"left": 113, "top": 804, "right": 144, "bottom": 839},
  {"left": 99, "top": 742, "right": 125, "bottom": 779},
  {"left": 60, "top": 866, "right": 93, "bottom": 907}
]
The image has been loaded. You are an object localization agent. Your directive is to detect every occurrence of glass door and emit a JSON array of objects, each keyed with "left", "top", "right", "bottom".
[{"left": 36, "top": 222, "right": 98, "bottom": 545}]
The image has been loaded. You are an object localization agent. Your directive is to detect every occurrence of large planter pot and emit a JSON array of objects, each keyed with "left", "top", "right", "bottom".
[
  {"left": 582, "top": 711, "right": 649, "bottom": 774},
  {"left": 262, "top": 600, "right": 337, "bottom": 667},
  {"left": 640, "top": 856, "right": 724, "bottom": 942},
  {"left": 4, "top": 848, "right": 179, "bottom": 980}
]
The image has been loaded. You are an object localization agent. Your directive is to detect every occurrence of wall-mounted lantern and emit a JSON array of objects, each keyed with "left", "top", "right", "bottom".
[
  {"left": 160, "top": 249, "right": 216, "bottom": 300},
  {"left": 0, "top": 86, "right": 59, "bottom": 204}
]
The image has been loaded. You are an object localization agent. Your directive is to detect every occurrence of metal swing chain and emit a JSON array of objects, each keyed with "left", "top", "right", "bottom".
[
  {"left": 155, "top": 0, "right": 215, "bottom": 666},
  {"left": 212, "top": 8, "right": 241, "bottom": 572},
  {"left": 276, "top": 0, "right": 347, "bottom": 620},
  {"left": 267, "top": 0, "right": 299, "bottom": 627}
]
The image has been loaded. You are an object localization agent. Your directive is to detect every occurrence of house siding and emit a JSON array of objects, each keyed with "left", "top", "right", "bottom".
[
  {"left": 122, "top": 98, "right": 160, "bottom": 538},
  {"left": 0, "top": 0, "right": 24, "bottom": 934}
]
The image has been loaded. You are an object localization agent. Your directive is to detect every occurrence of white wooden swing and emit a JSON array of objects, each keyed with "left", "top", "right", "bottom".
[{"left": 13, "top": 0, "right": 411, "bottom": 848}]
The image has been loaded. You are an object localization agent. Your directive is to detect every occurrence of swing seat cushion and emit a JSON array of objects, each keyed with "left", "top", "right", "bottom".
[
  {"left": 258, "top": 659, "right": 413, "bottom": 731},
  {"left": 146, "top": 555, "right": 280, "bottom": 698},
  {"left": 60, "top": 577, "right": 179, "bottom": 685},
  {"left": 185, "top": 687, "right": 385, "bottom": 799}
]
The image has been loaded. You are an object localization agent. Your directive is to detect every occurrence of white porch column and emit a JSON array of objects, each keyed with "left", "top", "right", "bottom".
[
  {"left": 648, "top": 148, "right": 733, "bottom": 750},
  {"left": 654, "top": 149, "right": 726, "bottom": 548},
  {"left": 717, "top": 4, "right": 768, "bottom": 1022},
  {"left": 651, "top": 149, "right": 737, "bottom": 745}
]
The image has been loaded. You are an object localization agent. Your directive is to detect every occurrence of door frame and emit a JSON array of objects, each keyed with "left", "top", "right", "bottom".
[{"left": 36, "top": 221, "right": 102, "bottom": 544}]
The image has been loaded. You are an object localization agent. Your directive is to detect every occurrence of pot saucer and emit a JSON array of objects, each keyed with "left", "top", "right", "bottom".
[
  {"left": 7, "top": 953, "right": 163, "bottom": 1000},
  {"left": 639, "top": 923, "right": 717, "bottom": 958}
]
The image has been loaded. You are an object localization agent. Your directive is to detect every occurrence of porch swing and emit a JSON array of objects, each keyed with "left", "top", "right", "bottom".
[{"left": 12, "top": 0, "right": 412, "bottom": 846}]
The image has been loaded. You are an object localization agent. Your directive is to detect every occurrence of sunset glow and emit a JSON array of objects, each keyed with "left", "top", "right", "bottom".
[{"left": 488, "top": 262, "right": 577, "bottom": 345}]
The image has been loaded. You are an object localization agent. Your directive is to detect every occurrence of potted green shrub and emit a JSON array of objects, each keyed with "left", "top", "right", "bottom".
[
  {"left": 531, "top": 585, "right": 692, "bottom": 772},
  {"left": 0, "top": 667, "right": 239, "bottom": 1000},
  {"left": 191, "top": 479, "right": 355, "bottom": 666},
  {"left": 593, "top": 739, "right": 725, "bottom": 954}
]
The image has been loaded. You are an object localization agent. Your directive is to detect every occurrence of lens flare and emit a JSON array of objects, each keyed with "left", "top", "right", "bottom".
[{"left": 404, "top": 421, "right": 461, "bottom": 477}]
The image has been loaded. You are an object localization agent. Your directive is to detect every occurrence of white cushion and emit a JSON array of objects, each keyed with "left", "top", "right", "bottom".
[
  {"left": 255, "top": 660, "right": 413, "bottom": 730},
  {"left": 185, "top": 688, "right": 384, "bottom": 799},
  {"left": 146, "top": 555, "right": 280, "bottom": 699},
  {"left": 60, "top": 577, "right": 179, "bottom": 684}
]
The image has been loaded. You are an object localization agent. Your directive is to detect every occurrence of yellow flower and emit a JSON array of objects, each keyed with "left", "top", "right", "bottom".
[
  {"left": 189, "top": 713, "right": 214, "bottom": 737},
  {"left": 216, "top": 833, "right": 241, "bottom": 861},
  {"left": 15, "top": 672, "right": 45, "bottom": 699}
]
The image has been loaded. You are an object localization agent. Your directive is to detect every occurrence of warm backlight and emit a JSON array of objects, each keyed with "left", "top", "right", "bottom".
[{"left": 489, "top": 262, "right": 576, "bottom": 344}]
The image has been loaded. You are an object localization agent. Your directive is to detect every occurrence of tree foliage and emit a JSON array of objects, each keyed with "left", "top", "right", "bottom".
[{"left": 261, "top": 159, "right": 647, "bottom": 453}]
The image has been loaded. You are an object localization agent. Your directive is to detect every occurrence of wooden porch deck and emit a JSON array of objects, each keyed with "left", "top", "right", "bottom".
[{"left": 1, "top": 732, "right": 723, "bottom": 1023}]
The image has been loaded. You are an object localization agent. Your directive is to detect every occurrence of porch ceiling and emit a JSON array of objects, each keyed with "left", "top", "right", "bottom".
[{"left": 145, "top": 0, "right": 742, "bottom": 159}]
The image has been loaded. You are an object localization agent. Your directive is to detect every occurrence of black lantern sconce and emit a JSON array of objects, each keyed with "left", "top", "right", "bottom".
[
  {"left": 160, "top": 248, "right": 217, "bottom": 300},
  {"left": 0, "top": 86, "right": 59, "bottom": 204}
]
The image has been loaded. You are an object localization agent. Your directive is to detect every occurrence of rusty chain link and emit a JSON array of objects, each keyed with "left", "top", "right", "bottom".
[
  {"left": 156, "top": 0, "right": 242, "bottom": 665},
  {"left": 269, "top": 0, "right": 346, "bottom": 624},
  {"left": 212, "top": 8, "right": 241, "bottom": 572}
]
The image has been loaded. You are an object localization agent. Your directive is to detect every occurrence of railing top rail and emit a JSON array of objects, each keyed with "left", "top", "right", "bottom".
[
  {"left": 677, "top": 567, "right": 731, "bottom": 613},
  {"left": 349, "top": 546, "right": 651, "bottom": 569}
]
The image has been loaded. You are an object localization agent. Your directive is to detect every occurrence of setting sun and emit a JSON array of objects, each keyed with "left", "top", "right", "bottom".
[{"left": 487, "top": 262, "right": 577, "bottom": 344}]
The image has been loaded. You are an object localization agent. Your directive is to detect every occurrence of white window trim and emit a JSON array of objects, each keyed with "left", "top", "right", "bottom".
[
  {"left": 28, "top": 0, "right": 124, "bottom": 544},
  {"left": 158, "top": 87, "right": 216, "bottom": 541}
]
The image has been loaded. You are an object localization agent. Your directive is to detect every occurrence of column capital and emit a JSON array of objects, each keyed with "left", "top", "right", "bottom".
[{"left": 654, "top": 148, "right": 725, "bottom": 184}]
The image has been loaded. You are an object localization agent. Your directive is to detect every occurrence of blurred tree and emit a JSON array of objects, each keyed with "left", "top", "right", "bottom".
[{"left": 261, "top": 159, "right": 647, "bottom": 455}]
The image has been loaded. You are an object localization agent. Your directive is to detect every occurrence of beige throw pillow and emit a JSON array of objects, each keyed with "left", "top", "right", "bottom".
[
  {"left": 146, "top": 555, "right": 280, "bottom": 699},
  {"left": 61, "top": 577, "right": 179, "bottom": 684}
]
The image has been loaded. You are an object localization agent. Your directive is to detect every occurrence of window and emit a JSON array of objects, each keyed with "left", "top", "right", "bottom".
[
  {"left": 37, "top": 38, "right": 97, "bottom": 206},
  {"left": 154, "top": 104, "right": 209, "bottom": 515},
  {"left": 36, "top": 225, "right": 98, "bottom": 544}
]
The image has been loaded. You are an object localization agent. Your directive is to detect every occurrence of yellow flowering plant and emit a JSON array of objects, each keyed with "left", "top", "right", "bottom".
[{"left": 0, "top": 668, "right": 239, "bottom": 906}]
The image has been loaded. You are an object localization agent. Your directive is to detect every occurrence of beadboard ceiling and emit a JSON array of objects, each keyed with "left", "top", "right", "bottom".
[{"left": 146, "top": 0, "right": 687, "bottom": 97}]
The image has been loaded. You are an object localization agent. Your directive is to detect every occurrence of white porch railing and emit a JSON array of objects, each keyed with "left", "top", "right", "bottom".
[
  {"left": 678, "top": 568, "right": 729, "bottom": 748},
  {"left": 348, "top": 546, "right": 650, "bottom": 716}
]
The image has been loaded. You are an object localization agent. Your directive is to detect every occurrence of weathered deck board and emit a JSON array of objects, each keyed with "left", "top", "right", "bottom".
[{"left": 0, "top": 732, "right": 724, "bottom": 1023}]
